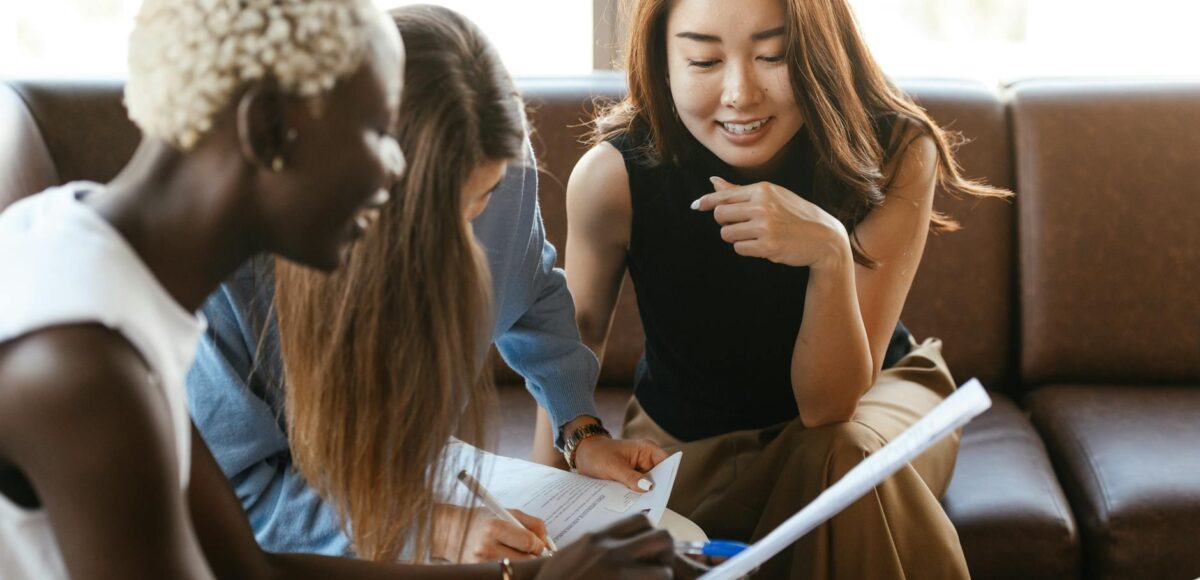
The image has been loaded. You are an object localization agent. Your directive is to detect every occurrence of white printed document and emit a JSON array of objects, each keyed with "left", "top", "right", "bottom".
[
  {"left": 700, "top": 378, "right": 993, "bottom": 580},
  {"left": 442, "top": 442, "right": 683, "bottom": 547}
]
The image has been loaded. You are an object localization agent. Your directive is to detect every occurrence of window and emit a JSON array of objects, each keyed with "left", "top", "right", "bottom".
[
  {"left": 1, "top": 0, "right": 142, "bottom": 79},
  {"left": 2, "top": 0, "right": 1197, "bottom": 80},
  {"left": 0, "top": 0, "right": 595, "bottom": 78},
  {"left": 850, "top": 0, "right": 1200, "bottom": 81},
  {"left": 378, "top": 1, "right": 594, "bottom": 76}
]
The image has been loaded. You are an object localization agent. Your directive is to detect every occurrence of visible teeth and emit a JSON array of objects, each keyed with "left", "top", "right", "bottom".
[{"left": 723, "top": 119, "right": 768, "bottom": 134}]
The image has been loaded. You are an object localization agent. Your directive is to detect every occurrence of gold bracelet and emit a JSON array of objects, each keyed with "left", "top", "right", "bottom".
[
  {"left": 499, "top": 557, "right": 514, "bottom": 580},
  {"left": 563, "top": 421, "right": 611, "bottom": 470}
]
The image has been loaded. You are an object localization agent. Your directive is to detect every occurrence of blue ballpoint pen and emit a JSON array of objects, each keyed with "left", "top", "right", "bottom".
[{"left": 675, "top": 539, "right": 750, "bottom": 559}]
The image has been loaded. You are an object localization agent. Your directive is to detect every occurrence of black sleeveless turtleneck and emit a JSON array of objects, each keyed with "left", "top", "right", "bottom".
[{"left": 613, "top": 128, "right": 912, "bottom": 442}]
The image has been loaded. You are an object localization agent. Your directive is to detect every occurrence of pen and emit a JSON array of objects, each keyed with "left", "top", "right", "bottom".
[
  {"left": 456, "top": 469, "right": 558, "bottom": 556},
  {"left": 675, "top": 539, "right": 750, "bottom": 558}
]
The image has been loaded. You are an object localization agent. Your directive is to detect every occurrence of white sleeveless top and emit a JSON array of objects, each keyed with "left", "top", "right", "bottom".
[{"left": 0, "top": 183, "right": 205, "bottom": 580}]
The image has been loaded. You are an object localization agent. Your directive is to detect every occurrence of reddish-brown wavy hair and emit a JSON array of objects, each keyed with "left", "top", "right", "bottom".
[{"left": 592, "top": 0, "right": 1010, "bottom": 266}]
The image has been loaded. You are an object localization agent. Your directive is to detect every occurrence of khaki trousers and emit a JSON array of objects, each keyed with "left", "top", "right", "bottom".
[{"left": 624, "top": 338, "right": 970, "bottom": 580}]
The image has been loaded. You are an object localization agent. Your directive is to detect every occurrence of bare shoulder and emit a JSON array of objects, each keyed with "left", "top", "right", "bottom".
[
  {"left": 0, "top": 325, "right": 173, "bottom": 469},
  {"left": 882, "top": 122, "right": 938, "bottom": 198},
  {"left": 567, "top": 142, "right": 633, "bottom": 244},
  {"left": 569, "top": 142, "right": 631, "bottom": 210}
]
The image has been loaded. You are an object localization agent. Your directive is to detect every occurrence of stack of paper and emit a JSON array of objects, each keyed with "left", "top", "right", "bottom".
[{"left": 442, "top": 442, "right": 682, "bottom": 547}]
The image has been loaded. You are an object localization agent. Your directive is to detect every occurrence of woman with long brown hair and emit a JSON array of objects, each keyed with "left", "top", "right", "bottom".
[
  {"left": 537, "top": 0, "right": 1010, "bottom": 577},
  {"left": 271, "top": 2, "right": 512, "bottom": 562},
  {"left": 185, "top": 4, "right": 685, "bottom": 577}
]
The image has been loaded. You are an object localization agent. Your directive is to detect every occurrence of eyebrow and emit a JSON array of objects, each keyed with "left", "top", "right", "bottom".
[{"left": 674, "top": 26, "right": 785, "bottom": 44}]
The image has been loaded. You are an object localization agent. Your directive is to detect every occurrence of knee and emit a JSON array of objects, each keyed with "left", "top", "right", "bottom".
[{"left": 790, "top": 421, "right": 885, "bottom": 479}]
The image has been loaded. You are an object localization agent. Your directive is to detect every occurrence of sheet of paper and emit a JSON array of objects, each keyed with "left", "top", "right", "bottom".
[
  {"left": 700, "top": 379, "right": 992, "bottom": 580},
  {"left": 441, "top": 442, "right": 682, "bottom": 547}
]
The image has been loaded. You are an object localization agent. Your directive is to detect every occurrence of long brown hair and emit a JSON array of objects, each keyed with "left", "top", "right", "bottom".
[
  {"left": 273, "top": 4, "right": 526, "bottom": 562},
  {"left": 593, "top": 0, "right": 1010, "bottom": 266}
]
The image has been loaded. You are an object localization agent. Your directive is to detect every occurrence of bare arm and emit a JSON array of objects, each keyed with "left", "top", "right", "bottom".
[
  {"left": 0, "top": 327, "right": 521, "bottom": 580},
  {"left": 790, "top": 131, "right": 938, "bottom": 424},
  {"left": 532, "top": 143, "right": 633, "bottom": 467},
  {"left": 564, "top": 142, "right": 634, "bottom": 362},
  {"left": 0, "top": 326, "right": 215, "bottom": 580},
  {"left": 697, "top": 129, "right": 938, "bottom": 426},
  {"left": 0, "top": 327, "right": 679, "bottom": 580},
  {"left": 849, "top": 133, "right": 938, "bottom": 378}
]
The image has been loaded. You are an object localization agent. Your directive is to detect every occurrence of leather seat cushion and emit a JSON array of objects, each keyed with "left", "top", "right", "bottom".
[
  {"left": 942, "top": 393, "right": 1080, "bottom": 580},
  {"left": 1026, "top": 385, "right": 1200, "bottom": 580}
]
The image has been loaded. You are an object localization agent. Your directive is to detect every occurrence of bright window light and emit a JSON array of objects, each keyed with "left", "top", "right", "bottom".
[
  {"left": 1, "top": 0, "right": 1197, "bottom": 80},
  {"left": 851, "top": 0, "right": 1200, "bottom": 81},
  {"left": 376, "top": 1, "right": 593, "bottom": 77}
]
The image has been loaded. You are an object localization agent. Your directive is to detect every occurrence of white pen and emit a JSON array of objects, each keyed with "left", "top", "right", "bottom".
[{"left": 456, "top": 469, "right": 558, "bottom": 556}]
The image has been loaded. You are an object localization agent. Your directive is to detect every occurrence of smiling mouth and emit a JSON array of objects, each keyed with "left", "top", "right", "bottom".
[{"left": 719, "top": 117, "right": 772, "bottom": 135}]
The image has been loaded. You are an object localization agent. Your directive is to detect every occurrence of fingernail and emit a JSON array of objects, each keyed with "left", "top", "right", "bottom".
[
  {"left": 637, "top": 478, "right": 653, "bottom": 491},
  {"left": 690, "top": 199, "right": 701, "bottom": 210},
  {"left": 709, "top": 176, "right": 720, "bottom": 185}
]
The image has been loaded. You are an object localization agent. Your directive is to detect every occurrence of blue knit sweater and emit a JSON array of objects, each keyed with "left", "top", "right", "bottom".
[{"left": 185, "top": 146, "right": 600, "bottom": 556}]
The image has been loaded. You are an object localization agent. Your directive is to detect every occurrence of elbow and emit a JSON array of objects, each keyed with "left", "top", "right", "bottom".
[
  {"left": 798, "top": 400, "right": 858, "bottom": 428},
  {"left": 793, "top": 366, "right": 873, "bottom": 428}
]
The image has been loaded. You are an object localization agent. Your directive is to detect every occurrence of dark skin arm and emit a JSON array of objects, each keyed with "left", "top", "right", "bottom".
[
  {"left": 0, "top": 325, "right": 213, "bottom": 580},
  {"left": 0, "top": 326, "right": 683, "bottom": 580}
]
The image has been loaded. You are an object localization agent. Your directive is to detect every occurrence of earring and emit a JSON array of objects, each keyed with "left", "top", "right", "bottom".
[{"left": 270, "top": 128, "right": 296, "bottom": 173}]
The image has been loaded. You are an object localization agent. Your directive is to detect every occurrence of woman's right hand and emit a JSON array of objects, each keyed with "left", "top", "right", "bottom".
[{"left": 530, "top": 514, "right": 677, "bottom": 579}]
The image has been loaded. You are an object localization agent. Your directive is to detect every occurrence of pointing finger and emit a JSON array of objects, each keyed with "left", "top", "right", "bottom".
[
  {"left": 690, "top": 176, "right": 747, "bottom": 211},
  {"left": 692, "top": 189, "right": 751, "bottom": 212},
  {"left": 710, "top": 175, "right": 739, "bottom": 191}
]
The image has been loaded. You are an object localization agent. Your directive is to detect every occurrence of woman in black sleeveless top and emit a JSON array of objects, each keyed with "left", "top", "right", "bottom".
[{"left": 534, "top": 0, "right": 1008, "bottom": 578}]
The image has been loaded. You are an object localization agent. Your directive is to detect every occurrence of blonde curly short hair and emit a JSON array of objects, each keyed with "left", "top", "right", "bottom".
[{"left": 126, "top": 0, "right": 380, "bottom": 150}]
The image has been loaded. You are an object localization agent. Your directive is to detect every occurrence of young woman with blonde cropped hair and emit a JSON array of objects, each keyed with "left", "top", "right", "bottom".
[
  {"left": 535, "top": 0, "right": 1010, "bottom": 577},
  {"left": 0, "top": 1, "right": 681, "bottom": 579}
]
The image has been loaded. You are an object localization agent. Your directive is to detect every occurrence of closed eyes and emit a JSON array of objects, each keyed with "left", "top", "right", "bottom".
[{"left": 686, "top": 55, "right": 785, "bottom": 69}]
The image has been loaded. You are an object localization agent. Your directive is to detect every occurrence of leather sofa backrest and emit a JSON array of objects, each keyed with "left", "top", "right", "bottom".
[
  {"left": 520, "top": 75, "right": 1018, "bottom": 393},
  {"left": 0, "top": 83, "right": 60, "bottom": 210},
  {"left": 2, "top": 81, "right": 138, "bottom": 203},
  {"left": 1013, "top": 80, "right": 1200, "bottom": 385},
  {"left": 896, "top": 80, "right": 1016, "bottom": 391},
  {"left": 520, "top": 75, "right": 643, "bottom": 385}
]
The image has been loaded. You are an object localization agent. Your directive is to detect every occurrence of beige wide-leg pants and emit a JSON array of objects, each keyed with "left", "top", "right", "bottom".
[{"left": 623, "top": 338, "right": 970, "bottom": 580}]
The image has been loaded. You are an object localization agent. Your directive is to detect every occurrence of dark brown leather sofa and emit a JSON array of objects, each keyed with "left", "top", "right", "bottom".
[{"left": 2, "top": 76, "right": 1197, "bottom": 580}]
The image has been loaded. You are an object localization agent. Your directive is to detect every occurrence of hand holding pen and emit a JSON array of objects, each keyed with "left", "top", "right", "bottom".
[{"left": 456, "top": 470, "right": 557, "bottom": 558}]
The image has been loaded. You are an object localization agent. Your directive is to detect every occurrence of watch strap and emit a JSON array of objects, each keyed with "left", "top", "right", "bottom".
[{"left": 562, "top": 421, "right": 611, "bottom": 470}]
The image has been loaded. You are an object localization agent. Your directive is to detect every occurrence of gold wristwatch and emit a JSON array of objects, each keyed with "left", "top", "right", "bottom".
[{"left": 562, "top": 421, "right": 611, "bottom": 470}]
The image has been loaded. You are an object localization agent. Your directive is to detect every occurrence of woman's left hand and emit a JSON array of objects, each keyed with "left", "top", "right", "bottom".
[
  {"left": 693, "top": 176, "right": 849, "bottom": 269},
  {"left": 573, "top": 435, "right": 669, "bottom": 493}
]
